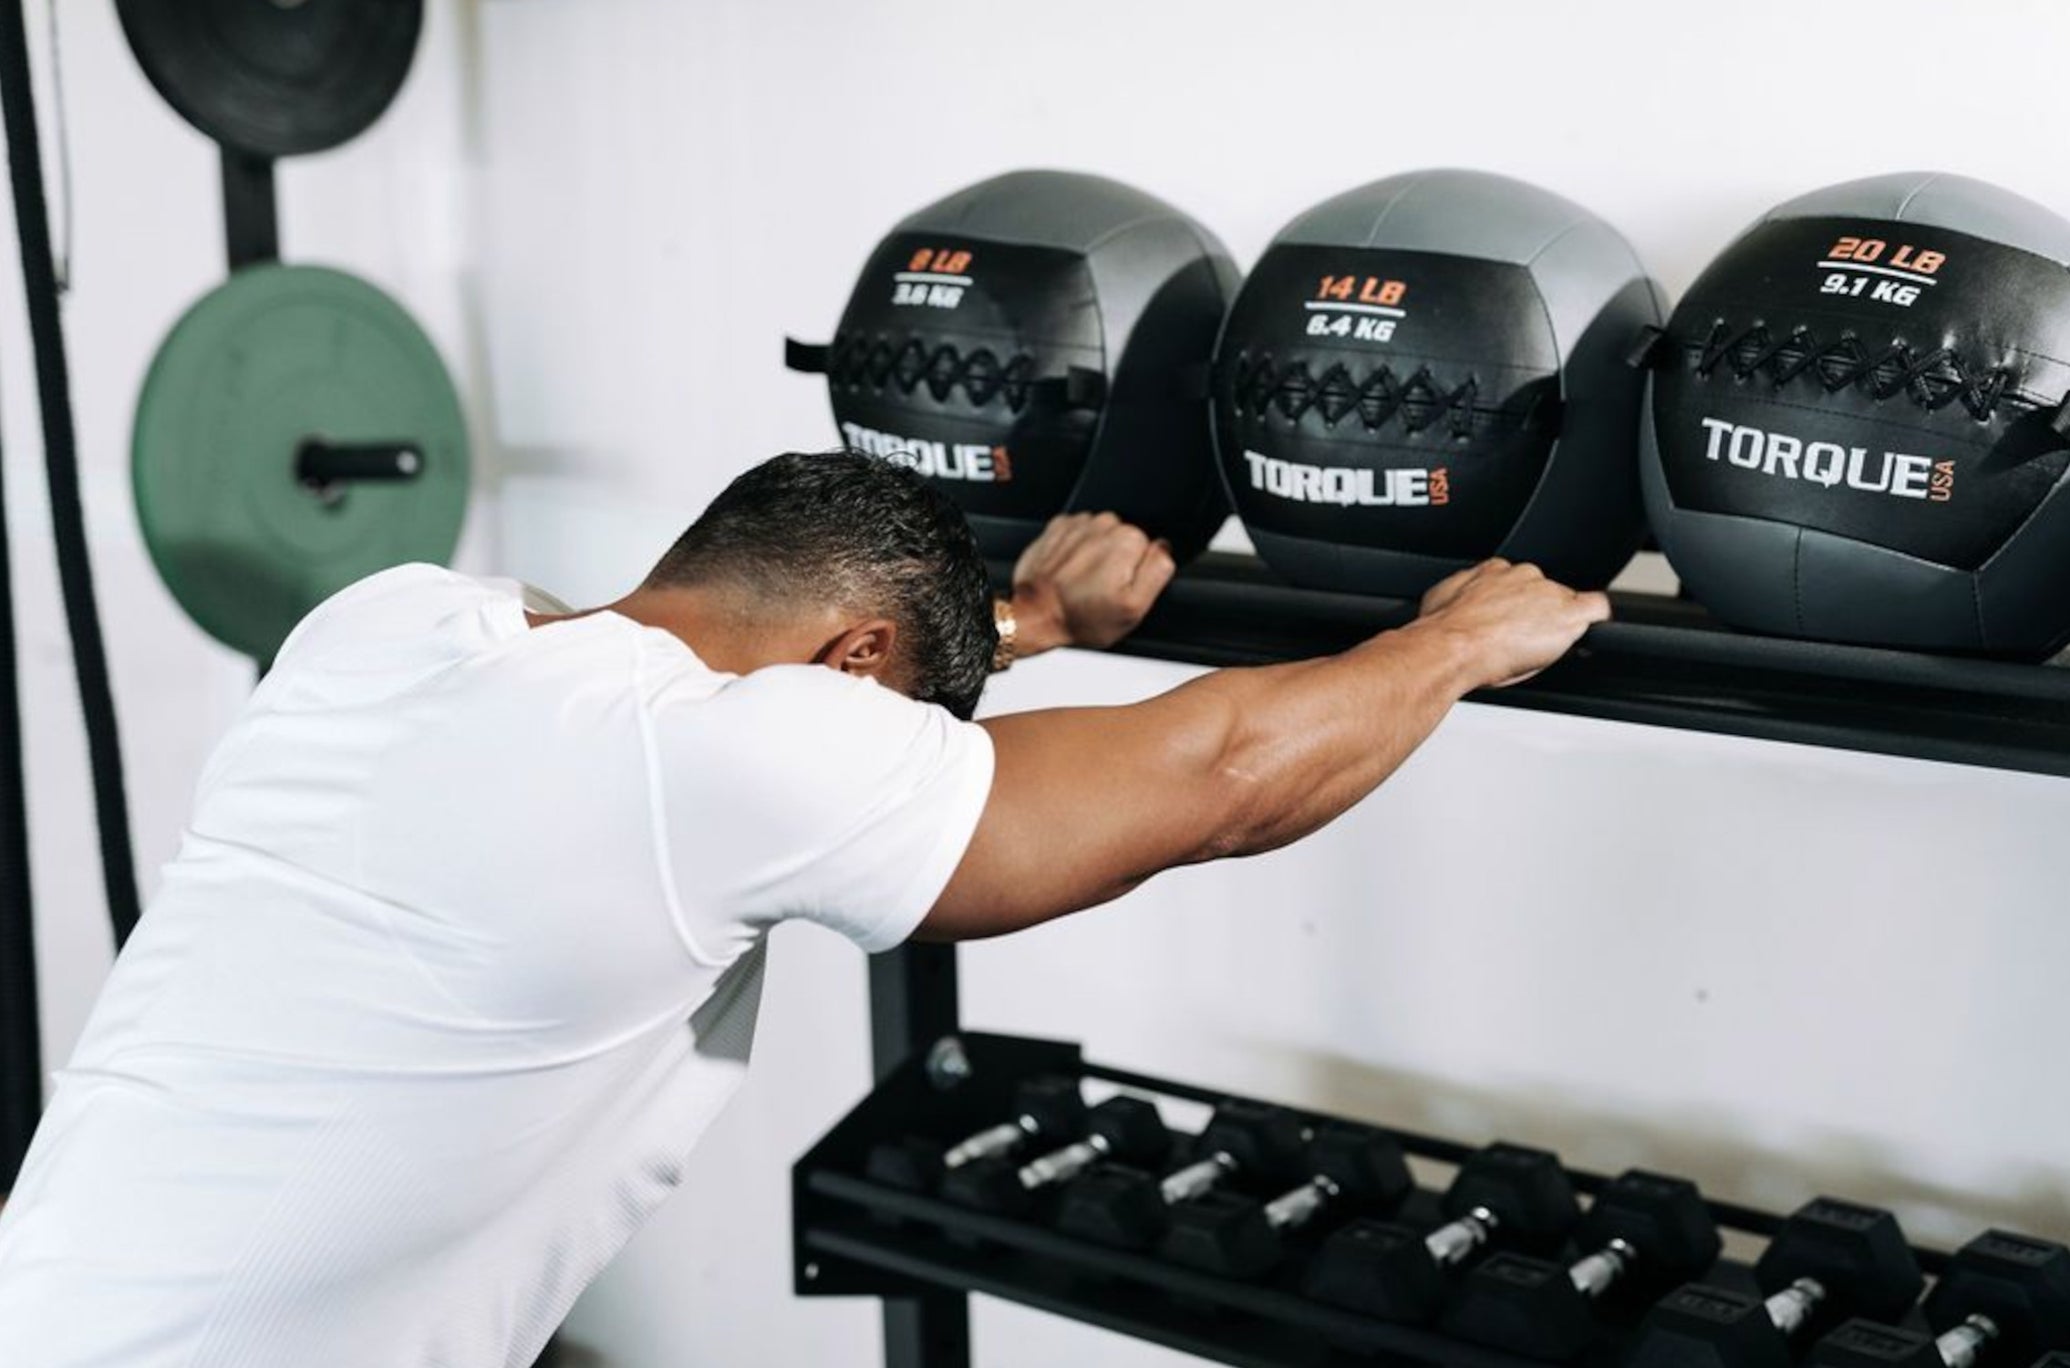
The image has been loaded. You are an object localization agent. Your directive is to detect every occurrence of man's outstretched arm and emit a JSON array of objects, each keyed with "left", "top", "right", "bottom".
[{"left": 920, "top": 560, "right": 1608, "bottom": 941}]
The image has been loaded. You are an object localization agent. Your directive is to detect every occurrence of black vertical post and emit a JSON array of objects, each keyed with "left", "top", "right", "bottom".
[
  {"left": 868, "top": 942, "right": 961, "bottom": 1082},
  {"left": 219, "top": 146, "right": 278, "bottom": 270},
  {"left": 0, "top": 0, "right": 140, "bottom": 960},
  {"left": 0, "top": 336, "right": 34, "bottom": 1196},
  {"left": 868, "top": 943, "right": 971, "bottom": 1368}
]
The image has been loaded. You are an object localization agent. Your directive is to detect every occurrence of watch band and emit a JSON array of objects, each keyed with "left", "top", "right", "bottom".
[{"left": 991, "top": 593, "right": 1017, "bottom": 673}]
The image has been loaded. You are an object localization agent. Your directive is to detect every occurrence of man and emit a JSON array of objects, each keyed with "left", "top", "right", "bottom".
[{"left": 0, "top": 451, "right": 1606, "bottom": 1366}]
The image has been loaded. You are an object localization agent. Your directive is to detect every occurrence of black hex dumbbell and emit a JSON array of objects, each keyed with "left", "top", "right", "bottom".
[
  {"left": 1624, "top": 1196, "right": 1927, "bottom": 1368},
  {"left": 1056, "top": 1099, "right": 1310, "bottom": 1249},
  {"left": 864, "top": 1075, "right": 1085, "bottom": 1193},
  {"left": 1444, "top": 1169, "right": 1722, "bottom": 1360},
  {"left": 1810, "top": 1230, "right": 2070, "bottom": 1368},
  {"left": 1160, "top": 1122, "right": 1412, "bottom": 1278},
  {"left": 1305, "top": 1141, "right": 1581, "bottom": 1322},
  {"left": 942, "top": 1095, "right": 1170, "bottom": 1216}
]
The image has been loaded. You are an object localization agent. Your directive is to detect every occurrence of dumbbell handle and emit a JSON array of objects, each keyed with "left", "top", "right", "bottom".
[
  {"left": 1937, "top": 1314, "right": 1998, "bottom": 1368},
  {"left": 1567, "top": 1237, "right": 1639, "bottom": 1299},
  {"left": 1425, "top": 1205, "right": 1499, "bottom": 1267},
  {"left": 1017, "top": 1133, "right": 1117, "bottom": 1190},
  {"left": 1765, "top": 1277, "right": 1827, "bottom": 1338},
  {"left": 944, "top": 1114, "right": 1041, "bottom": 1170},
  {"left": 1263, "top": 1175, "right": 1342, "bottom": 1232},
  {"left": 1160, "top": 1151, "right": 1239, "bottom": 1205}
]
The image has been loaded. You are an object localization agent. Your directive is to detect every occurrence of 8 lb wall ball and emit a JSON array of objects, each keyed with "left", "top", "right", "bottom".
[
  {"left": 1213, "top": 169, "right": 1662, "bottom": 597},
  {"left": 791, "top": 170, "right": 1239, "bottom": 561},
  {"left": 1641, "top": 172, "right": 2070, "bottom": 657}
]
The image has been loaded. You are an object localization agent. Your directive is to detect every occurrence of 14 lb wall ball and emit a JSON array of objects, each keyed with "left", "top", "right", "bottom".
[
  {"left": 789, "top": 170, "right": 1238, "bottom": 560},
  {"left": 1213, "top": 169, "right": 1663, "bottom": 597},
  {"left": 1641, "top": 172, "right": 2070, "bottom": 657}
]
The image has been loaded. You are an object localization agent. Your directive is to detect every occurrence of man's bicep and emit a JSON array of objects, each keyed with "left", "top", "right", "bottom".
[{"left": 920, "top": 693, "right": 1238, "bottom": 941}]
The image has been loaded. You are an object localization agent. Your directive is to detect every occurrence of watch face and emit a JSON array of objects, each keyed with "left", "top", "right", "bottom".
[
  {"left": 1214, "top": 244, "right": 1562, "bottom": 559},
  {"left": 829, "top": 232, "right": 1104, "bottom": 522},
  {"left": 1652, "top": 216, "right": 2070, "bottom": 571}
]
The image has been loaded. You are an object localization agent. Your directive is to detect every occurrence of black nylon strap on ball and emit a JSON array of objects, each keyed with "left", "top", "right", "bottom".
[{"left": 784, "top": 337, "right": 832, "bottom": 374}]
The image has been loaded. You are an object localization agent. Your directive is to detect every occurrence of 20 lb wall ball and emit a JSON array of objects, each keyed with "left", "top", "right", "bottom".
[
  {"left": 788, "top": 170, "right": 1239, "bottom": 560},
  {"left": 1213, "top": 169, "right": 1662, "bottom": 597},
  {"left": 1640, "top": 172, "right": 2070, "bottom": 657}
]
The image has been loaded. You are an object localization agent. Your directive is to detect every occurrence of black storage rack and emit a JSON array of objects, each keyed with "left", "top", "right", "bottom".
[
  {"left": 1089, "top": 553, "right": 2070, "bottom": 781},
  {"left": 801, "top": 554, "right": 2064, "bottom": 1366},
  {"left": 794, "top": 1032, "right": 1957, "bottom": 1368}
]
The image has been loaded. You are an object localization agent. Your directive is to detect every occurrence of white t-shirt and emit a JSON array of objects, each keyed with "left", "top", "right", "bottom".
[{"left": 0, "top": 565, "right": 994, "bottom": 1368}]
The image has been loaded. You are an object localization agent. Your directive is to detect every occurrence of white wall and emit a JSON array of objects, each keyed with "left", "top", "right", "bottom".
[
  {"left": 9, "top": 2, "right": 2070, "bottom": 1367},
  {"left": 490, "top": 2, "right": 2070, "bottom": 1363},
  {"left": 0, "top": 3, "right": 484, "bottom": 1074}
]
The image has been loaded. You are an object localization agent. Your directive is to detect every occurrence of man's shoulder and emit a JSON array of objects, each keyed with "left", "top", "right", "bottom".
[{"left": 267, "top": 564, "right": 514, "bottom": 674}]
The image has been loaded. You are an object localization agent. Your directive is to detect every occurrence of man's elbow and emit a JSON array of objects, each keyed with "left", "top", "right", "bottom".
[{"left": 1179, "top": 707, "right": 1277, "bottom": 866}]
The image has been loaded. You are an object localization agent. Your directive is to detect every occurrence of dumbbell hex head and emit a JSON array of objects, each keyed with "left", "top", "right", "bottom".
[
  {"left": 1160, "top": 1189, "right": 1286, "bottom": 1278},
  {"left": 1055, "top": 1162, "right": 1166, "bottom": 1248},
  {"left": 1575, "top": 1170, "right": 1723, "bottom": 1302},
  {"left": 1196, "top": 1100, "right": 1311, "bottom": 1187},
  {"left": 1443, "top": 1171, "right": 1719, "bottom": 1360},
  {"left": 1444, "top": 1251, "right": 1614, "bottom": 1360},
  {"left": 1444, "top": 1142, "right": 1583, "bottom": 1255},
  {"left": 865, "top": 1073, "right": 1085, "bottom": 1194},
  {"left": 1310, "top": 1122, "right": 1412, "bottom": 1210},
  {"left": 1809, "top": 1317, "right": 1967, "bottom": 1367},
  {"left": 1305, "top": 1141, "right": 1579, "bottom": 1323},
  {"left": 1922, "top": 1230, "right": 2070, "bottom": 1366},
  {"left": 943, "top": 1095, "right": 1167, "bottom": 1216},
  {"left": 1305, "top": 1218, "right": 1454, "bottom": 1322},
  {"left": 1629, "top": 1197, "right": 1923, "bottom": 1368},
  {"left": 1054, "top": 1101, "right": 1302, "bottom": 1249},
  {"left": 1163, "top": 1123, "right": 1407, "bottom": 1279},
  {"left": 1009, "top": 1075, "right": 1091, "bottom": 1139},
  {"left": 1756, "top": 1197, "right": 1925, "bottom": 1325},
  {"left": 1086, "top": 1096, "right": 1171, "bottom": 1167},
  {"left": 1624, "top": 1283, "right": 1802, "bottom": 1368}
]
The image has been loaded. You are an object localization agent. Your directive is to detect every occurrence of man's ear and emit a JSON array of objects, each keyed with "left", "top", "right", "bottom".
[{"left": 814, "top": 618, "right": 900, "bottom": 684}]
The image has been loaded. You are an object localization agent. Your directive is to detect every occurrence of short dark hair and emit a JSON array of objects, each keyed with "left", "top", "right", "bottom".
[{"left": 649, "top": 451, "right": 995, "bottom": 718}]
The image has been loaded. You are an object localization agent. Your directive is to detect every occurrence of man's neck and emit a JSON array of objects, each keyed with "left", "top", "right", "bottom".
[{"left": 531, "top": 584, "right": 843, "bottom": 679}]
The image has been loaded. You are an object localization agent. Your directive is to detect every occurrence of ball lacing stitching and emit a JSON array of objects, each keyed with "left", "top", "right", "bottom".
[
  {"left": 830, "top": 333, "right": 1043, "bottom": 412},
  {"left": 1692, "top": 321, "right": 2015, "bottom": 422},
  {"left": 1223, "top": 353, "right": 1488, "bottom": 439}
]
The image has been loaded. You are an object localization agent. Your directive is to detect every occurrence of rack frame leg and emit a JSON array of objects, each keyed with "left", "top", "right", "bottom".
[{"left": 868, "top": 942, "right": 969, "bottom": 1368}]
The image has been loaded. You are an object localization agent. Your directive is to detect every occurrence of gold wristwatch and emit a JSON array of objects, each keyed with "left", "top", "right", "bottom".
[{"left": 991, "top": 593, "right": 1017, "bottom": 673}]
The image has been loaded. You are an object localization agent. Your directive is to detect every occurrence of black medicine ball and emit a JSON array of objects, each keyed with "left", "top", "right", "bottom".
[
  {"left": 790, "top": 170, "right": 1239, "bottom": 561},
  {"left": 1641, "top": 172, "right": 2070, "bottom": 657},
  {"left": 1213, "top": 169, "right": 1662, "bottom": 597}
]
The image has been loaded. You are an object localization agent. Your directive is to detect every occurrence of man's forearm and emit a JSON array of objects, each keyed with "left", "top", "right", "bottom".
[
  {"left": 1183, "top": 616, "right": 1484, "bottom": 861},
  {"left": 930, "top": 560, "right": 1602, "bottom": 940},
  {"left": 933, "top": 620, "right": 1484, "bottom": 938}
]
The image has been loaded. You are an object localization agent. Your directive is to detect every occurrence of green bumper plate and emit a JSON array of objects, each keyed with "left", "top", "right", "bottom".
[{"left": 133, "top": 264, "right": 468, "bottom": 662}]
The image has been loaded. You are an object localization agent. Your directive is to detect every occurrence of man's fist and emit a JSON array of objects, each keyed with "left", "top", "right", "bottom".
[
  {"left": 1415, "top": 558, "right": 1610, "bottom": 689},
  {"left": 1010, "top": 512, "right": 1177, "bottom": 656}
]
